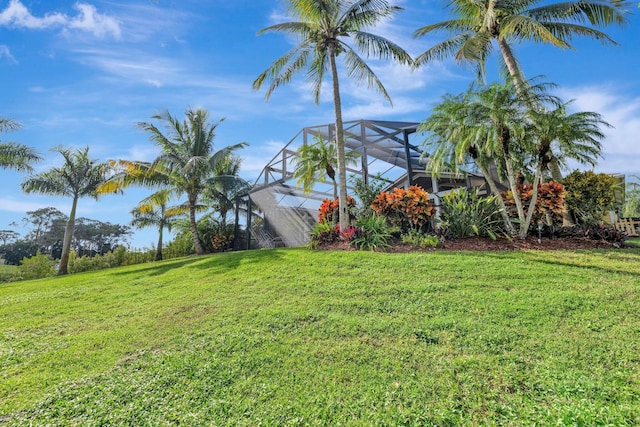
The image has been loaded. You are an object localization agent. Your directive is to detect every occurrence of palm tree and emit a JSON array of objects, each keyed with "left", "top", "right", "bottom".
[
  {"left": 0, "top": 118, "right": 42, "bottom": 172},
  {"left": 136, "top": 108, "right": 247, "bottom": 255},
  {"left": 130, "top": 189, "right": 184, "bottom": 261},
  {"left": 292, "top": 135, "right": 359, "bottom": 199},
  {"left": 253, "top": 0, "right": 412, "bottom": 232},
  {"left": 420, "top": 90, "right": 516, "bottom": 233},
  {"left": 414, "top": 0, "right": 629, "bottom": 180},
  {"left": 415, "top": 0, "right": 629, "bottom": 87},
  {"left": 527, "top": 102, "right": 609, "bottom": 176},
  {"left": 21, "top": 146, "right": 110, "bottom": 275},
  {"left": 421, "top": 80, "right": 610, "bottom": 237},
  {"left": 203, "top": 155, "right": 252, "bottom": 228}
]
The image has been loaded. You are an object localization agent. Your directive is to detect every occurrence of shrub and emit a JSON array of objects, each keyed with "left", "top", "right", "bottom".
[
  {"left": 401, "top": 231, "right": 439, "bottom": 248},
  {"left": 351, "top": 174, "right": 388, "bottom": 219},
  {"left": 502, "top": 181, "right": 566, "bottom": 228},
  {"left": 15, "top": 252, "right": 56, "bottom": 280},
  {"left": 318, "top": 196, "right": 356, "bottom": 224},
  {"left": 440, "top": 187, "right": 504, "bottom": 239},
  {"left": 563, "top": 170, "right": 619, "bottom": 225},
  {"left": 371, "top": 185, "right": 434, "bottom": 233},
  {"left": 309, "top": 220, "right": 340, "bottom": 249},
  {"left": 350, "top": 215, "right": 391, "bottom": 251}
]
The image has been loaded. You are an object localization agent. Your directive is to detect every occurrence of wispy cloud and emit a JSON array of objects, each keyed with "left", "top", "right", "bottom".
[
  {"left": 0, "top": 44, "right": 17, "bottom": 63},
  {"left": 0, "top": 0, "right": 120, "bottom": 38},
  {"left": 0, "top": 197, "right": 58, "bottom": 214}
]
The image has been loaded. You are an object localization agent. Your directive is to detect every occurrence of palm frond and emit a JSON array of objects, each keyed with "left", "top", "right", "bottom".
[{"left": 342, "top": 47, "right": 391, "bottom": 104}]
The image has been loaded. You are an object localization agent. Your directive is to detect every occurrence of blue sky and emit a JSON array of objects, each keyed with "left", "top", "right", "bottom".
[{"left": 1, "top": 0, "right": 639, "bottom": 248}]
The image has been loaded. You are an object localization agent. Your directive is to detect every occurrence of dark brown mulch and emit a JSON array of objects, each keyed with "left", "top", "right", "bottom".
[{"left": 318, "top": 235, "right": 624, "bottom": 252}]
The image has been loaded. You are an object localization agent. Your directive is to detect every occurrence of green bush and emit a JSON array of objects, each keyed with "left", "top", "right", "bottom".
[
  {"left": 351, "top": 174, "right": 388, "bottom": 219},
  {"left": 563, "top": 170, "right": 619, "bottom": 225},
  {"left": 350, "top": 215, "right": 391, "bottom": 251},
  {"left": 15, "top": 252, "right": 56, "bottom": 280},
  {"left": 439, "top": 187, "right": 504, "bottom": 239}
]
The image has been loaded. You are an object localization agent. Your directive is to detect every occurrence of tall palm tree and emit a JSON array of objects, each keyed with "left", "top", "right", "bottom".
[
  {"left": 414, "top": 0, "right": 629, "bottom": 180},
  {"left": 293, "top": 135, "right": 359, "bottom": 199},
  {"left": 21, "top": 146, "right": 110, "bottom": 275},
  {"left": 0, "top": 118, "right": 42, "bottom": 172},
  {"left": 130, "top": 189, "right": 184, "bottom": 261},
  {"left": 415, "top": 0, "right": 630, "bottom": 87},
  {"left": 136, "top": 108, "right": 247, "bottom": 255},
  {"left": 253, "top": 0, "right": 412, "bottom": 232}
]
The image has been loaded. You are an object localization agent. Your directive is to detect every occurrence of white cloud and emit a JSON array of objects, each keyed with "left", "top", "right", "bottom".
[
  {"left": 558, "top": 85, "right": 640, "bottom": 175},
  {"left": 66, "top": 3, "right": 121, "bottom": 38},
  {"left": 0, "top": 44, "right": 17, "bottom": 63},
  {"left": 0, "top": 0, "right": 120, "bottom": 38}
]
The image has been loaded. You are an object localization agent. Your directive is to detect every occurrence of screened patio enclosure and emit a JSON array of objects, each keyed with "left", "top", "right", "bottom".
[{"left": 247, "top": 119, "right": 486, "bottom": 248}]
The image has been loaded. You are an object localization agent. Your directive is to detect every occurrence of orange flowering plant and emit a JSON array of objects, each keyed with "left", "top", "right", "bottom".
[{"left": 371, "top": 185, "right": 435, "bottom": 232}]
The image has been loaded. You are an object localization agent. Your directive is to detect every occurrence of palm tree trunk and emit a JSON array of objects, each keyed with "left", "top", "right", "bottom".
[
  {"left": 58, "top": 196, "right": 78, "bottom": 275},
  {"left": 497, "top": 38, "right": 526, "bottom": 91},
  {"left": 189, "top": 194, "right": 205, "bottom": 255},
  {"left": 476, "top": 162, "right": 515, "bottom": 234},
  {"left": 329, "top": 48, "right": 349, "bottom": 232},
  {"left": 331, "top": 177, "right": 338, "bottom": 200},
  {"left": 522, "top": 164, "right": 543, "bottom": 239},
  {"left": 155, "top": 223, "right": 164, "bottom": 261},
  {"left": 504, "top": 157, "right": 527, "bottom": 234}
]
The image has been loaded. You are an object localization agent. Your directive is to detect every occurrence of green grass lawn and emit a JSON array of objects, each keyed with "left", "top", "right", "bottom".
[{"left": 2, "top": 248, "right": 640, "bottom": 425}]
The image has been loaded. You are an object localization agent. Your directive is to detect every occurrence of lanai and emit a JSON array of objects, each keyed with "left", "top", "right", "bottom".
[{"left": 247, "top": 119, "right": 485, "bottom": 248}]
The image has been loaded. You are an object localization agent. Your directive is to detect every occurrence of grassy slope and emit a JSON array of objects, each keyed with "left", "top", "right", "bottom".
[{"left": 1, "top": 248, "right": 640, "bottom": 426}]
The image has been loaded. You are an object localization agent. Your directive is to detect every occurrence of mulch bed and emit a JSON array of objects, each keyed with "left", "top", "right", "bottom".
[{"left": 318, "top": 235, "right": 625, "bottom": 252}]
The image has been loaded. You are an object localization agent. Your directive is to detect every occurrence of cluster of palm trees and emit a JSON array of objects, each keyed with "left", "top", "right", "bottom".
[
  {"left": 1, "top": 109, "right": 247, "bottom": 275},
  {"left": 253, "top": 0, "right": 630, "bottom": 234},
  {"left": 1, "top": 0, "right": 632, "bottom": 274}
]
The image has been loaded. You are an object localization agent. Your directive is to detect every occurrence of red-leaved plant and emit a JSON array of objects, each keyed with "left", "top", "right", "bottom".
[
  {"left": 502, "top": 181, "right": 566, "bottom": 226},
  {"left": 318, "top": 196, "right": 356, "bottom": 224},
  {"left": 371, "top": 185, "right": 434, "bottom": 232}
]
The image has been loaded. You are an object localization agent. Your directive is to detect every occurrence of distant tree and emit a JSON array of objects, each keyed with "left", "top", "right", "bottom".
[
  {"left": 0, "top": 230, "right": 19, "bottom": 246},
  {"left": 21, "top": 146, "right": 110, "bottom": 275},
  {"left": 130, "top": 189, "right": 184, "bottom": 261},
  {"left": 23, "top": 207, "right": 68, "bottom": 251},
  {"left": 253, "top": 0, "right": 412, "bottom": 232},
  {"left": 73, "top": 218, "right": 131, "bottom": 256},
  {"left": 0, "top": 117, "right": 42, "bottom": 172},
  {"left": 0, "top": 240, "right": 39, "bottom": 265}
]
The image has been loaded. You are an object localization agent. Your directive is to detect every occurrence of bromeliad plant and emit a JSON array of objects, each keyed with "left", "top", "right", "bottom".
[
  {"left": 440, "top": 187, "right": 505, "bottom": 240},
  {"left": 371, "top": 185, "right": 434, "bottom": 233}
]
